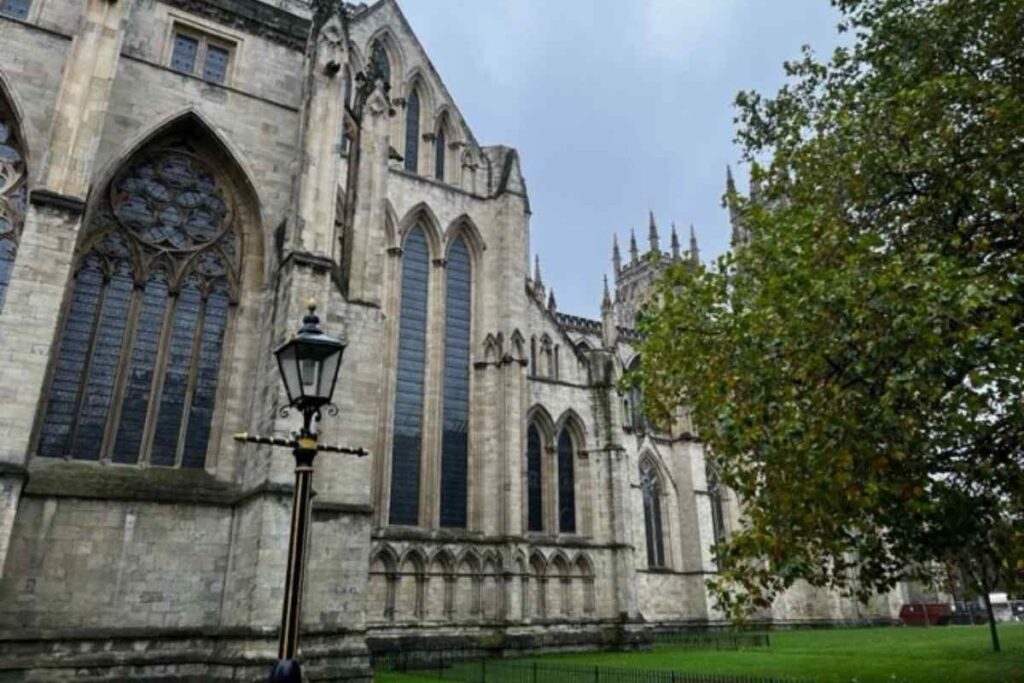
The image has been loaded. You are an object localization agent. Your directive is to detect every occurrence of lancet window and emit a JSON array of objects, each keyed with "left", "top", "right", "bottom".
[
  {"left": 440, "top": 237, "right": 471, "bottom": 528},
  {"left": 388, "top": 226, "right": 429, "bottom": 525},
  {"left": 37, "top": 142, "right": 241, "bottom": 467},
  {"left": 527, "top": 423, "right": 543, "bottom": 532},
  {"left": 707, "top": 461, "right": 727, "bottom": 565},
  {"left": 0, "top": 98, "right": 27, "bottom": 313},
  {"left": 370, "top": 40, "right": 391, "bottom": 86},
  {"left": 404, "top": 87, "right": 420, "bottom": 173},
  {"left": 435, "top": 114, "right": 448, "bottom": 181},
  {"left": 640, "top": 459, "right": 666, "bottom": 567},
  {"left": 557, "top": 427, "right": 576, "bottom": 533}
]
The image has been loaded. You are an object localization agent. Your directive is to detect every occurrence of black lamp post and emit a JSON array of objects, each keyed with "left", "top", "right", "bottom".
[{"left": 235, "top": 300, "right": 366, "bottom": 683}]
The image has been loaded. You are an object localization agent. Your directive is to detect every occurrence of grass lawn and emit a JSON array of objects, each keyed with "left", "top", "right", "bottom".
[{"left": 376, "top": 625, "right": 1024, "bottom": 683}]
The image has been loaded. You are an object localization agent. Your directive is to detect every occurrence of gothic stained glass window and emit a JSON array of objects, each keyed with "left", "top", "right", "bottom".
[
  {"left": 557, "top": 428, "right": 576, "bottom": 533},
  {"left": 388, "top": 226, "right": 429, "bottom": 525},
  {"left": 628, "top": 357, "right": 646, "bottom": 432},
  {"left": 527, "top": 423, "right": 543, "bottom": 532},
  {"left": 640, "top": 460, "right": 666, "bottom": 568},
  {"left": 707, "top": 462, "right": 727, "bottom": 565},
  {"left": 341, "top": 68, "right": 353, "bottom": 154},
  {"left": 0, "top": 104, "right": 27, "bottom": 313},
  {"left": 434, "top": 122, "right": 446, "bottom": 181},
  {"left": 404, "top": 88, "right": 420, "bottom": 173},
  {"left": 0, "top": 0, "right": 31, "bottom": 20},
  {"left": 38, "top": 143, "right": 241, "bottom": 467},
  {"left": 440, "top": 238, "right": 471, "bottom": 528}
]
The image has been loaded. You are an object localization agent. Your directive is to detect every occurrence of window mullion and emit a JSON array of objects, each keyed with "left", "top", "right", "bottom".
[
  {"left": 173, "top": 291, "right": 208, "bottom": 468},
  {"left": 139, "top": 290, "right": 179, "bottom": 466},
  {"left": 98, "top": 284, "right": 143, "bottom": 463},
  {"left": 195, "top": 38, "right": 207, "bottom": 77}
]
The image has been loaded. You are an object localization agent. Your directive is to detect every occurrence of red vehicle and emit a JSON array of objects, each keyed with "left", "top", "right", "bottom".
[{"left": 899, "top": 603, "right": 951, "bottom": 626}]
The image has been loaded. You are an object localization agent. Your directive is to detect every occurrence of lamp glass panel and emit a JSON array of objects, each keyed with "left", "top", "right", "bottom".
[
  {"left": 276, "top": 343, "right": 300, "bottom": 403},
  {"left": 298, "top": 354, "right": 319, "bottom": 399},
  {"left": 317, "top": 348, "right": 342, "bottom": 401}
]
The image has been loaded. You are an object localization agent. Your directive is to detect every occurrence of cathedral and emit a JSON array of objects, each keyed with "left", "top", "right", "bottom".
[{"left": 0, "top": 0, "right": 898, "bottom": 679}]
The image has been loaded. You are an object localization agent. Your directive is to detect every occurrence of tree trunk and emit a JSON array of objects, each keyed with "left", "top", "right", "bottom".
[{"left": 980, "top": 577, "right": 1001, "bottom": 652}]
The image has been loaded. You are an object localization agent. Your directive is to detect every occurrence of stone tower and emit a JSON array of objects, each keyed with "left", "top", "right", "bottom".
[{"left": 612, "top": 212, "right": 698, "bottom": 328}]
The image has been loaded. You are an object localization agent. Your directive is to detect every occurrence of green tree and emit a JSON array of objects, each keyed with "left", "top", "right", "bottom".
[{"left": 634, "top": 0, "right": 1024, "bottom": 651}]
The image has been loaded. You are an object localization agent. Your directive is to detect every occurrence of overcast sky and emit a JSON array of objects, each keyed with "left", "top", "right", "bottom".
[{"left": 398, "top": 0, "right": 846, "bottom": 319}]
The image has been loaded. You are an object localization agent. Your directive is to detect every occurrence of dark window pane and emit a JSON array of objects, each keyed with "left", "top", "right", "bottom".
[
  {"left": 38, "top": 259, "right": 105, "bottom": 457},
  {"left": 149, "top": 282, "right": 202, "bottom": 466},
  {"left": 388, "top": 227, "right": 429, "bottom": 525},
  {"left": 0, "top": 240, "right": 15, "bottom": 313},
  {"left": 641, "top": 461, "right": 665, "bottom": 567},
  {"left": 70, "top": 265, "right": 133, "bottom": 460},
  {"left": 170, "top": 33, "right": 199, "bottom": 74},
  {"left": 557, "top": 428, "right": 576, "bottom": 533},
  {"left": 707, "top": 463, "right": 726, "bottom": 568},
  {"left": 440, "top": 238, "right": 471, "bottom": 528},
  {"left": 527, "top": 424, "right": 543, "bottom": 532},
  {"left": 404, "top": 89, "right": 420, "bottom": 173},
  {"left": 434, "top": 126, "right": 446, "bottom": 181},
  {"left": 370, "top": 41, "right": 390, "bottom": 85},
  {"left": 0, "top": 0, "right": 31, "bottom": 20},
  {"left": 181, "top": 289, "right": 230, "bottom": 468},
  {"left": 112, "top": 274, "right": 169, "bottom": 464},
  {"left": 340, "top": 70, "right": 353, "bottom": 154},
  {"left": 203, "top": 45, "right": 229, "bottom": 83}
]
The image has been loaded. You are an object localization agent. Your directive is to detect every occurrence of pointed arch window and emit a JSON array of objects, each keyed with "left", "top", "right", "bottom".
[
  {"left": 527, "top": 423, "right": 543, "bottom": 532},
  {"left": 434, "top": 114, "right": 448, "bottom": 181},
  {"left": 640, "top": 459, "right": 666, "bottom": 568},
  {"left": 627, "top": 356, "right": 646, "bottom": 432},
  {"left": 341, "top": 67, "right": 354, "bottom": 155},
  {"left": 557, "top": 428, "right": 576, "bottom": 533},
  {"left": 370, "top": 39, "right": 391, "bottom": 87},
  {"left": 404, "top": 88, "right": 420, "bottom": 173},
  {"left": 0, "top": 99, "right": 27, "bottom": 313},
  {"left": 440, "top": 237, "right": 471, "bottom": 528},
  {"left": 707, "top": 462, "right": 727, "bottom": 567},
  {"left": 389, "top": 226, "right": 429, "bottom": 525},
  {"left": 37, "top": 143, "right": 240, "bottom": 466}
]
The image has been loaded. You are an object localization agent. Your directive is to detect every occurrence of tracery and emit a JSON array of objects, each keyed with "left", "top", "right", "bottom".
[
  {"left": 0, "top": 99, "right": 27, "bottom": 312},
  {"left": 38, "top": 141, "right": 240, "bottom": 467}
]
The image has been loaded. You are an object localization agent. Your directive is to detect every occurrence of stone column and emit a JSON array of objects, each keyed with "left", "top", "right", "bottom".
[
  {"left": 344, "top": 79, "right": 392, "bottom": 306},
  {"left": 292, "top": 12, "right": 347, "bottom": 257}
]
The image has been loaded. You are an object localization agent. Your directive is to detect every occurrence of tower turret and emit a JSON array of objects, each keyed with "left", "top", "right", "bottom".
[
  {"left": 689, "top": 223, "right": 700, "bottom": 265},
  {"left": 629, "top": 228, "right": 639, "bottom": 262},
  {"left": 670, "top": 223, "right": 681, "bottom": 260},
  {"left": 533, "top": 254, "right": 545, "bottom": 297},
  {"left": 648, "top": 210, "right": 660, "bottom": 255},
  {"left": 612, "top": 233, "right": 622, "bottom": 275},
  {"left": 601, "top": 275, "right": 618, "bottom": 349}
]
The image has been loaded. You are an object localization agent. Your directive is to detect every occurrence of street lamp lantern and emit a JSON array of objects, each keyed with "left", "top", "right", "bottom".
[{"left": 274, "top": 299, "right": 345, "bottom": 422}]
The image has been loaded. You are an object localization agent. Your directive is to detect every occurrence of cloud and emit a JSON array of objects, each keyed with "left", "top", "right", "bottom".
[{"left": 641, "top": 0, "right": 741, "bottom": 62}]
